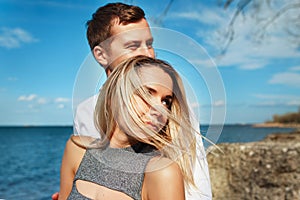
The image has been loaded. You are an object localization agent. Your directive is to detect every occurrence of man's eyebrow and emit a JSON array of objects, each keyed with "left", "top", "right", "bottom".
[{"left": 123, "top": 40, "right": 141, "bottom": 46}]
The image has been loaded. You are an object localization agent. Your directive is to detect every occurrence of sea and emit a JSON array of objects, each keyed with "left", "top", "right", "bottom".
[{"left": 0, "top": 125, "right": 296, "bottom": 200}]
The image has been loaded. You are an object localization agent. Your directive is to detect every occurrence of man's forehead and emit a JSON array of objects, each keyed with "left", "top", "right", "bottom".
[
  {"left": 112, "top": 29, "right": 151, "bottom": 41},
  {"left": 110, "top": 19, "right": 152, "bottom": 38},
  {"left": 114, "top": 30, "right": 152, "bottom": 43}
]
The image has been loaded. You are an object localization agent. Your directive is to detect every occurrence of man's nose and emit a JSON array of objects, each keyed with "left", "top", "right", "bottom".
[{"left": 139, "top": 46, "right": 155, "bottom": 58}]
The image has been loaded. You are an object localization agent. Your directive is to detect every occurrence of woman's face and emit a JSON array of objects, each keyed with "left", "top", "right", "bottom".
[{"left": 132, "top": 66, "right": 173, "bottom": 132}]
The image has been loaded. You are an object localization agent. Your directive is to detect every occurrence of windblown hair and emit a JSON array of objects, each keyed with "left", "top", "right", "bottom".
[
  {"left": 86, "top": 2, "right": 145, "bottom": 50},
  {"left": 94, "top": 55, "right": 197, "bottom": 190}
]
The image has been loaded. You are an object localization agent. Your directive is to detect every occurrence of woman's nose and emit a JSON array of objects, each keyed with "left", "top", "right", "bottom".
[{"left": 149, "top": 105, "right": 163, "bottom": 117}]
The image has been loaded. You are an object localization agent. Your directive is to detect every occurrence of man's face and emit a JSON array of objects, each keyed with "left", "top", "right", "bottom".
[{"left": 104, "top": 19, "right": 155, "bottom": 72}]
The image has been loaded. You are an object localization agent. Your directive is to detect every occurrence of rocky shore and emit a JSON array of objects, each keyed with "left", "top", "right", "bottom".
[
  {"left": 207, "top": 131, "right": 300, "bottom": 200},
  {"left": 253, "top": 123, "right": 300, "bottom": 129}
]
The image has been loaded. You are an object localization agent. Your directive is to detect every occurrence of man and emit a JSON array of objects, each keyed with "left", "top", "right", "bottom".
[
  {"left": 73, "top": 3, "right": 154, "bottom": 138},
  {"left": 53, "top": 3, "right": 212, "bottom": 199}
]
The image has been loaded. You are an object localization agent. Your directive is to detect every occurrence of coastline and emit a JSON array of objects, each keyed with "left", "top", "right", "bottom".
[
  {"left": 207, "top": 130, "right": 300, "bottom": 199},
  {"left": 252, "top": 122, "right": 300, "bottom": 129}
]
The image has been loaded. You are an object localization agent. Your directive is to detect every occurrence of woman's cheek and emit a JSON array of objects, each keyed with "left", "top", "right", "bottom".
[{"left": 132, "top": 95, "right": 149, "bottom": 117}]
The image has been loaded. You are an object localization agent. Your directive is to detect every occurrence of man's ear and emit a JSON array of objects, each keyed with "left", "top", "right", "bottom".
[{"left": 93, "top": 46, "right": 109, "bottom": 67}]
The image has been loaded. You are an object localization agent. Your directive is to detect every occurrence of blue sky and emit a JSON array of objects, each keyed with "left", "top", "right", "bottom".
[{"left": 1, "top": 0, "right": 299, "bottom": 126}]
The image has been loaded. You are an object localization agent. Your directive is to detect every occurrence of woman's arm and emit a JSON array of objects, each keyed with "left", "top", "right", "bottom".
[
  {"left": 143, "top": 158, "right": 185, "bottom": 200},
  {"left": 58, "top": 136, "right": 86, "bottom": 200}
]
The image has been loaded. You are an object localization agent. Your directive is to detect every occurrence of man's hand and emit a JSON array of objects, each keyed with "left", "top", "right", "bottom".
[{"left": 51, "top": 192, "right": 59, "bottom": 200}]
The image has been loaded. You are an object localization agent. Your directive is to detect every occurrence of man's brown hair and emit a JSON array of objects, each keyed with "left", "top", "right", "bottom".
[{"left": 86, "top": 3, "right": 145, "bottom": 50}]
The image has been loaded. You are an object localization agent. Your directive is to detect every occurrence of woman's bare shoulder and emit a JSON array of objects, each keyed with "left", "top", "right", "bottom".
[
  {"left": 146, "top": 157, "right": 182, "bottom": 180},
  {"left": 143, "top": 157, "right": 185, "bottom": 200},
  {"left": 69, "top": 135, "right": 98, "bottom": 149}
]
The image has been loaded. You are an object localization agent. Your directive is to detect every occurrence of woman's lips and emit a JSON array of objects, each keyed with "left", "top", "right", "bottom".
[{"left": 145, "top": 121, "right": 159, "bottom": 131}]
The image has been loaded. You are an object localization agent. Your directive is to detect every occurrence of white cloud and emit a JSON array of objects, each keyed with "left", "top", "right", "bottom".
[
  {"left": 15, "top": 93, "right": 72, "bottom": 117},
  {"left": 54, "top": 97, "right": 70, "bottom": 103},
  {"left": 18, "top": 94, "right": 37, "bottom": 101},
  {"left": 7, "top": 77, "right": 18, "bottom": 81},
  {"left": 57, "top": 104, "right": 65, "bottom": 109},
  {"left": 27, "top": 104, "right": 40, "bottom": 112},
  {"left": 173, "top": 1, "right": 300, "bottom": 70},
  {"left": 269, "top": 72, "right": 300, "bottom": 87},
  {"left": 239, "top": 63, "right": 266, "bottom": 70},
  {"left": 37, "top": 98, "right": 48, "bottom": 104},
  {"left": 164, "top": 1, "right": 299, "bottom": 72},
  {"left": 254, "top": 93, "right": 300, "bottom": 100},
  {"left": 287, "top": 100, "right": 300, "bottom": 106},
  {"left": 17, "top": 95, "right": 70, "bottom": 106},
  {"left": 253, "top": 101, "right": 279, "bottom": 107},
  {"left": 212, "top": 100, "right": 225, "bottom": 107},
  {"left": 0, "top": 27, "right": 38, "bottom": 49},
  {"left": 55, "top": 98, "right": 70, "bottom": 109},
  {"left": 290, "top": 66, "right": 300, "bottom": 71},
  {"left": 252, "top": 101, "right": 300, "bottom": 107},
  {"left": 252, "top": 93, "right": 300, "bottom": 107},
  {"left": 174, "top": 8, "right": 228, "bottom": 26},
  {"left": 190, "top": 102, "right": 200, "bottom": 109},
  {"left": 212, "top": 23, "right": 300, "bottom": 69},
  {"left": 200, "top": 100, "right": 226, "bottom": 107}
]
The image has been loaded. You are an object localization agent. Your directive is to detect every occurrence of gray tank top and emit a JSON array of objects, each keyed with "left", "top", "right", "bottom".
[{"left": 67, "top": 143, "right": 157, "bottom": 200}]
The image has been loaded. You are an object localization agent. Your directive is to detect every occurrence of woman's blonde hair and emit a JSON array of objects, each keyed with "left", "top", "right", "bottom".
[{"left": 94, "top": 55, "right": 197, "bottom": 189}]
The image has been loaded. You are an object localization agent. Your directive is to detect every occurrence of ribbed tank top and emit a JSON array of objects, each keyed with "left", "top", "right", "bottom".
[{"left": 67, "top": 143, "right": 157, "bottom": 200}]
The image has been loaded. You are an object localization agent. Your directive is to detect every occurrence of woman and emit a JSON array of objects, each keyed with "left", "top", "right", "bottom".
[{"left": 59, "top": 56, "right": 198, "bottom": 200}]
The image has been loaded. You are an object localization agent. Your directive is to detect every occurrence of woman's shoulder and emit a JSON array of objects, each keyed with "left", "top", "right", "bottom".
[
  {"left": 146, "top": 157, "right": 182, "bottom": 180},
  {"left": 69, "top": 135, "right": 98, "bottom": 149},
  {"left": 143, "top": 157, "right": 185, "bottom": 200}
]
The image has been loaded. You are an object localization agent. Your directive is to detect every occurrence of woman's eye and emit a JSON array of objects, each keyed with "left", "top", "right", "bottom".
[
  {"left": 162, "top": 99, "right": 172, "bottom": 109},
  {"left": 145, "top": 87, "right": 154, "bottom": 95}
]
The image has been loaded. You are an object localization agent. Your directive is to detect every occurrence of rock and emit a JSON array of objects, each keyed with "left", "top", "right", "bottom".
[{"left": 207, "top": 131, "right": 300, "bottom": 200}]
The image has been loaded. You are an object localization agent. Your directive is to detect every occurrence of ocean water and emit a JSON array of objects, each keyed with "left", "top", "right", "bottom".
[
  {"left": 0, "top": 126, "right": 71, "bottom": 200},
  {"left": 0, "top": 125, "right": 296, "bottom": 200}
]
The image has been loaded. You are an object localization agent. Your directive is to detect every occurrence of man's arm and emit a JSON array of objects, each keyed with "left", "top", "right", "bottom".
[
  {"left": 73, "top": 95, "right": 100, "bottom": 138},
  {"left": 186, "top": 104, "right": 212, "bottom": 200},
  {"left": 186, "top": 134, "right": 212, "bottom": 200}
]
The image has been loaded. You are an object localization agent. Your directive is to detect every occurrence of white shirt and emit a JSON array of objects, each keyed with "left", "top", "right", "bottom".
[{"left": 74, "top": 94, "right": 212, "bottom": 200}]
